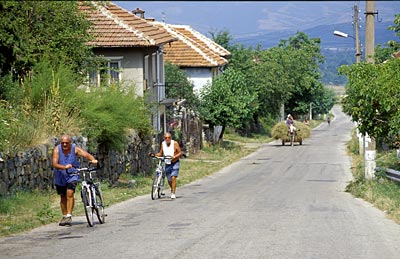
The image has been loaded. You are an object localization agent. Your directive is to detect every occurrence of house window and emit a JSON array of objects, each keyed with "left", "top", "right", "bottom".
[{"left": 89, "top": 57, "right": 122, "bottom": 86}]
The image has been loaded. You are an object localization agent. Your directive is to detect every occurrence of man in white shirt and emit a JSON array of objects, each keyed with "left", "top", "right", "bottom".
[{"left": 154, "top": 132, "right": 182, "bottom": 199}]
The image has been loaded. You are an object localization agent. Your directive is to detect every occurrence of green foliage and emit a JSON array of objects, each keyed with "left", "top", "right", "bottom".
[
  {"left": 205, "top": 29, "right": 335, "bottom": 136},
  {"left": 374, "top": 14, "right": 400, "bottom": 64},
  {"left": 347, "top": 129, "right": 360, "bottom": 155},
  {"left": 277, "top": 32, "right": 328, "bottom": 116},
  {"left": 0, "top": 1, "right": 94, "bottom": 79},
  {"left": 340, "top": 59, "right": 400, "bottom": 141},
  {"left": 23, "top": 60, "right": 81, "bottom": 109},
  {"left": 0, "top": 73, "right": 21, "bottom": 102},
  {"left": 36, "top": 202, "right": 55, "bottom": 224},
  {"left": 388, "top": 14, "right": 400, "bottom": 37},
  {"left": 79, "top": 86, "right": 152, "bottom": 151},
  {"left": 199, "top": 68, "right": 258, "bottom": 140},
  {"left": 319, "top": 49, "right": 352, "bottom": 85},
  {"left": 164, "top": 62, "right": 199, "bottom": 110},
  {"left": 209, "top": 29, "right": 233, "bottom": 50}
]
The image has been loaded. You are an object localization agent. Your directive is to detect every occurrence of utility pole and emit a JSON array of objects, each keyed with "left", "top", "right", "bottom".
[
  {"left": 354, "top": 4, "right": 364, "bottom": 155},
  {"left": 364, "top": 0, "right": 376, "bottom": 179},
  {"left": 354, "top": 5, "right": 361, "bottom": 63}
]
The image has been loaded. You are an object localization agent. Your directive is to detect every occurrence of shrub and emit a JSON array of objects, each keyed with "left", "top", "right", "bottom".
[{"left": 78, "top": 85, "right": 151, "bottom": 151}]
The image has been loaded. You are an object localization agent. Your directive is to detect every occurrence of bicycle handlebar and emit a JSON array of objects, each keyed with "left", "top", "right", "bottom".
[
  {"left": 152, "top": 155, "right": 172, "bottom": 159},
  {"left": 66, "top": 163, "right": 98, "bottom": 175}
]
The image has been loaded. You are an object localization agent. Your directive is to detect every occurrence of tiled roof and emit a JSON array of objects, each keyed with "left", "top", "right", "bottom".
[
  {"left": 79, "top": 2, "right": 177, "bottom": 47},
  {"left": 152, "top": 22, "right": 231, "bottom": 67}
]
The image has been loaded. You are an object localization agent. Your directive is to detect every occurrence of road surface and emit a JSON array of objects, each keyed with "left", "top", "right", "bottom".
[{"left": 2, "top": 105, "right": 400, "bottom": 259}]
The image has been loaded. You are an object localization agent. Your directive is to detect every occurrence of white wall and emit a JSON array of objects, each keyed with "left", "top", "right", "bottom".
[
  {"left": 94, "top": 48, "right": 144, "bottom": 97},
  {"left": 184, "top": 67, "right": 212, "bottom": 95}
]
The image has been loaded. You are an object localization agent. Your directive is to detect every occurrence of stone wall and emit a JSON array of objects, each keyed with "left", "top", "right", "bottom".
[{"left": 0, "top": 130, "right": 153, "bottom": 196}]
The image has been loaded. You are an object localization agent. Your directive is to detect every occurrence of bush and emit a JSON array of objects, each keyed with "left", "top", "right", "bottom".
[{"left": 78, "top": 85, "right": 151, "bottom": 151}]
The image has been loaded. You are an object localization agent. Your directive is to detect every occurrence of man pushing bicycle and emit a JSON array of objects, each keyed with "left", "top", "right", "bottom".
[
  {"left": 151, "top": 132, "right": 182, "bottom": 199},
  {"left": 52, "top": 134, "right": 98, "bottom": 226}
]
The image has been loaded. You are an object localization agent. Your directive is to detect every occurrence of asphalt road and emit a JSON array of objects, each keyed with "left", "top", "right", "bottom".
[{"left": 2, "top": 105, "right": 400, "bottom": 259}]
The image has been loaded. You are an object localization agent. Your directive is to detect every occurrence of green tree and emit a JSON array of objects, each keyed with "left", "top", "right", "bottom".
[
  {"left": 339, "top": 59, "right": 400, "bottom": 141},
  {"left": 199, "top": 68, "right": 257, "bottom": 143},
  {"left": 375, "top": 14, "right": 400, "bottom": 63},
  {"left": 164, "top": 62, "right": 199, "bottom": 110},
  {"left": 209, "top": 29, "right": 233, "bottom": 51},
  {"left": 0, "top": 1, "right": 94, "bottom": 81},
  {"left": 277, "top": 32, "right": 328, "bottom": 116}
]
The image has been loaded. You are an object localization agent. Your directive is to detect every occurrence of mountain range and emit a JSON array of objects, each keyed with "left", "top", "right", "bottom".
[
  {"left": 114, "top": 1, "right": 399, "bottom": 50},
  {"left": 233, "top": 20, "right": 396, "bottom": 50}
]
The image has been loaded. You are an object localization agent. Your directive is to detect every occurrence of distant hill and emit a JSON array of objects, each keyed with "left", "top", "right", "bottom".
[
  {"left": 232, "top": 21, "right": 397, "bottom": 86},
  {"left": 232, "top": 21, "right": 396, "bottom": 50}
]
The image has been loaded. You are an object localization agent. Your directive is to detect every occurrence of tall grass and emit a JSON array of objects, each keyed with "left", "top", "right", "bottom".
[{"left": 346, "top": 130, "right": 400, "bottom": 223}]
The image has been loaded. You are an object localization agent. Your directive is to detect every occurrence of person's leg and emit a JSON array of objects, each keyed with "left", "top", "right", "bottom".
[
  {"left": 165, "top": 165, "right": 173, "bottom": 192},
  {"left": 65, "top": 182, "right": 77, "bottom": 226},
  {"left": 60, "top": 195, "right": 67, "bottom": 215},
  {"left": 56, "top": 185, "right": 68, "bottom": 226},
  {"left": 170, "top": 162, "right": 180, "bottom": 199},
  {"left": 66, "top": 188, "right": 75, "bottom": 215},
  {"left": 171, "top": 176, "right": 176, "bottom": 194}
]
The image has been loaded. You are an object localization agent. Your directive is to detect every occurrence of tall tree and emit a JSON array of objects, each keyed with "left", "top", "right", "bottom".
[
  {"left": 164, "top": 62, "right": 199, "bottom": 110},
  {"left": 277, "top": 32, "right": 326, "bottom": 116},
  {"left": 199, "top": 68, "right": 257, "bottom": 143},
  {"left": 340, "top": 59, "right": 400, "bottom": 142},
  {"left": 0, "top": 1, "right": 94, "bottom": 81}
]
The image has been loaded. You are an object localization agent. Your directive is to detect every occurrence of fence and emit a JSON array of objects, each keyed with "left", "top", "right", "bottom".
[{"left": 375, "top": 167, "right": 400, "bottom": 183}]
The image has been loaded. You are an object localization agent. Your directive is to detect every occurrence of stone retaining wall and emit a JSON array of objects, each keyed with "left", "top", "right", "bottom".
[
  {"left": 0, "top": 130, "right": 153, "bottom": 196},
  {"left": 0, "top": 126, "right": 202, "bottom": 196}
]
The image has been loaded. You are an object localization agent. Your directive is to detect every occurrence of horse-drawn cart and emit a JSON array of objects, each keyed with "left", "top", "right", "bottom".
[
  {"left": 271, "top": 121, "right": 310, "bottom": 147},
  {"left": 281, "top": 132, "right": 303, "bottom": 146}
]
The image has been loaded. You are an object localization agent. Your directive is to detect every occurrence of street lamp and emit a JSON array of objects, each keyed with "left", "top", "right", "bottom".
[
  {"left": 333, "top": 30, "right": 350, "bottom": 38},
  {"left": 333, "top": 30, "right": 361, "bottom": 63}
]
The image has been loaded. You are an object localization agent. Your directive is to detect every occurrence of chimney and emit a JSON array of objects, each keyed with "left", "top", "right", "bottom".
[{"left": 132, "top": 8, "right": 145, "bottom": 18}]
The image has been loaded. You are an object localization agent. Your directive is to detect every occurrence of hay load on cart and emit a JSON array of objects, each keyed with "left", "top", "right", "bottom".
[{"left": 271, "top": 121, "right": 311, "bottom": 146}]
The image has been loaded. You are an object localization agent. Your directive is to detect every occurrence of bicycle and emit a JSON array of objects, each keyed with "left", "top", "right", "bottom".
[
  {"left": 67, "top": 163, "right": 106, "bottom": 227},
  {"left": 150, "top": 155, "right": 172, "bottom": 200}
]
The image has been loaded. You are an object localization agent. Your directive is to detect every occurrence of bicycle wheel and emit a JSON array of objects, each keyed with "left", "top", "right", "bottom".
[
  {"left": 94, "top": 184, "right": 105, "bottom": 224},
  {"left": 290, "top": 133, "right": 295, "bottom": 147},
  {"left": 81, "top": 187, "right": 94, "bottom": 227},
  {"left": 158, "top": 175, "right": 165, "bottom": 198},
  {"left": 151, "top": 172, "right": 161, "bottom": 200}
]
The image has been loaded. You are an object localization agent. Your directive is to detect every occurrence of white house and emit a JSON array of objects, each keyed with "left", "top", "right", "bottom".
[
  {"left": 79, "top": 2, "right": 178, "bottom": 133},
  {"left": 151, "top": 22, "right": 231, "bottom": 94}
]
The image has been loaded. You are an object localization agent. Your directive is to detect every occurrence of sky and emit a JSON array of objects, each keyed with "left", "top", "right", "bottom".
[{"left": 113, "top": 1, "right": 399, "bottom": 39}]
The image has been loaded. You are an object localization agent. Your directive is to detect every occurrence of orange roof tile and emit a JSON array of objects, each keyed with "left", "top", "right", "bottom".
[
  {"left": 152, "top": 22, "right": 230, "bottom": 67},
  {"left": 79, "top": 2, "right": 177, "bottom": 47}
]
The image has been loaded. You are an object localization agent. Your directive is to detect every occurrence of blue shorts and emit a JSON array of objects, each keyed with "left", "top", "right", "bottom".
[{"left": 165, "top": 161, "right": 180, "bottom": 181}]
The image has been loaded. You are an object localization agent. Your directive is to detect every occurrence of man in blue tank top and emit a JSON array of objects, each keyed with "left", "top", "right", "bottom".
[{"left": 52, "top": 135, "right": 98, "bottom": 226}]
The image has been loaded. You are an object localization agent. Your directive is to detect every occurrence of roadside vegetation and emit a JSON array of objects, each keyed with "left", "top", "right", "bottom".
[
  {"left": 340, "top": 13, "right": 400, "bottom": 223},
  {"left": 346, "top": 130, "right": 400, "bottom": 224}
]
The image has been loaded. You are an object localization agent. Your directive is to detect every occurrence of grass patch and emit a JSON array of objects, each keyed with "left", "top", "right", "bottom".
[
  {"left": 346, "top": 131, "right": 400, "bottom": 223},
  {"left": 224, "top": 132, "right": 272, "bottom": 143},
  {"left": 0, "top": 139, "right": 259, "bottom": 237}
]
